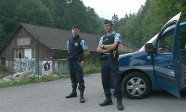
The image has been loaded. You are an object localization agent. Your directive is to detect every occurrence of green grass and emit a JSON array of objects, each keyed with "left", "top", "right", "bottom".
[
  {"left": 0, "top": 75, "right": 39, "bottom": 87},
  {"left": 83, "top": 63, "right": 100, "bottom": 74},
  {"left": 0, "top": 74, "right": 61, "bottom": 88},
  {"left": 0, "top": 63, "right": 100, "bottom": 88}
]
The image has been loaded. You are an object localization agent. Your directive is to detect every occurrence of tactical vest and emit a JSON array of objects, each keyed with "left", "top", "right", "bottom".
[
  {"left": 102, "top": 34, "right": 119, "bottom": 58},
  {"left": 68, "top": 36, "right": 84, "bottom": 61}
]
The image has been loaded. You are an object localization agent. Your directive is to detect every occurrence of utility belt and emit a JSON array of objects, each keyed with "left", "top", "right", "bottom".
[
  {"left": 68, "top": 53, "right": 84, "bottom": 62},
  {"left": 100, "top": 53, "right": 117, "bottom": 60}
]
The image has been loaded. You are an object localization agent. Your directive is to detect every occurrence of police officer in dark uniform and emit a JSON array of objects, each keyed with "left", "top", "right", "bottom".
[
  {"left": 66, "top": 25, "right": 89, "bottom": 103},
  {"left": 97, "top": 20, "right": 124, "bottom": 110}
]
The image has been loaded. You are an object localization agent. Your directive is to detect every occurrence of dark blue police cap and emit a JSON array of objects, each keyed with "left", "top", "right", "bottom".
[
  {"left": 104, "top": 20, "right": 113, "bottom": 25},
  {"left": 72, "top": 25, "right": 79, "bottom": 29}
]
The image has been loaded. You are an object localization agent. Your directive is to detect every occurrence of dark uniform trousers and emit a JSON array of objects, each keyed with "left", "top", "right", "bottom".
[
  {"left": 100, "top": 57, "right": 122, "bottom": 99},
  {"left": 69, "top": 60, "right": 85, "bottom": 93}
]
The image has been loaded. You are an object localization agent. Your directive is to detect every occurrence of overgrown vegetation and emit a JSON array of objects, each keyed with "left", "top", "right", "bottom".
[
  {"left": 0, "top": 65, "right": 11, "bottom": 78},
  {"left": 1, "top": 0, "right": 186, "bottom": 51},
  {"left": 1, "top": 0, "right": 186, "bottom": 88},
  {"left": 0, "top": 63, "right": 100, "bottom": 88},
  {"left": 0, "top": 0, "right": 103, "bottom": 49},
  {"left": 83, "top": 63, "right": 100, "bottom": 74},
  {"left": 118, "top": 0, "right": 186, "bottom": 47}
]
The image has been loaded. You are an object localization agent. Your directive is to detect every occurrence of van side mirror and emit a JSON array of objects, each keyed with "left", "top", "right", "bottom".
[{"left": 145, "top": 43, "right": 154, "bottom": 52}]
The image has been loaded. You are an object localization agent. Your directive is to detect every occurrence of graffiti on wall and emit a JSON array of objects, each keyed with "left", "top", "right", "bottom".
[
  {"left": 54, "top": 59, "right": 69, "bottom": 74},
  {"left": 14, "top": 58, "right": 35, "bottom": 74},
  {"left": 13, "top": 58, "right": 53, "bottom": 75},
  {"left": 41, "top": 61, "right": 52, "bottom": 75}
]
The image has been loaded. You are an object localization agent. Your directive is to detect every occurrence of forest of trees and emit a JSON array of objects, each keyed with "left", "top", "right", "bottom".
[
  {"left": 0, "top": 0, "right": 186, "bottom": 51},
  {"left": 117, "top": 0, "right": 186, "bottom": 47},
  {"left": 0, "top": 0, "right": 103, "bottom": 49}
]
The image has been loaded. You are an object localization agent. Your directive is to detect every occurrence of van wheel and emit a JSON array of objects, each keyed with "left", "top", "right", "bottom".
[{"left": 122, "top": 72, "right": 151, "bottom": 99}]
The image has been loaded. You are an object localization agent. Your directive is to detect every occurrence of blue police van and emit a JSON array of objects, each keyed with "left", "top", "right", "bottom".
[{"left": 118, "top": 12, "right": 186, "bottom": 99}]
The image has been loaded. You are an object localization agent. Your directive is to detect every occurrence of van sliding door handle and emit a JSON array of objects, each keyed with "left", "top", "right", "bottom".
[
  {"left": 167, "top": 63, "right": 173, "bottom": 68},
  {"left": 167, "top": 62, "right": 173, "bottom": 65},
  {"left": 167, "top": 65, "right": 172, "bottom": 68}
]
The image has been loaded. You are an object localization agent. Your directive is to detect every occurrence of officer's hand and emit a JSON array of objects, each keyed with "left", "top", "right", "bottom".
[
  {"left": 83, "top": 49, "right": 90, "bottom": 57},
  {"left": 79, "top": 61, "right": 84, "bottom": 68}
]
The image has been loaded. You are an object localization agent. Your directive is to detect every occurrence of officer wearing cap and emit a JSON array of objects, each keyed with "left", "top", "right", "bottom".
[
  {"left": 66, "top": 25, "right": 89, "bottom": 103},
  {"left": 97, "top": 20, "right": 124, "bottom": 110}
]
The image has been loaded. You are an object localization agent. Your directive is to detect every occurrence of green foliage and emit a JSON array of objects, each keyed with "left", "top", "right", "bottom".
[
  {"left": 0, "top": 62, "right": 100, "bottom": 88},
  {"left": 16, "top": 0, "right": 54, "bottom": 26},
  {"left": 0, "top": 0, "right": 186, "bottom": 53},
  {"left": 0, "top": 65, "right": 11, "bottom": 78},
  {"left": 118, "top": 0, "right": 186, "bottom": 48},
  {"left": 0, "top": 81, "right": 14, "bottom": 87},
  {"left": 83, "top": 63, "right": 100, "bottom": 74},
  {"left": 40, "top": 74, "right": 58, "bottom": 81},
  {"left": 0, "top": 65, "right": 8, "bottom": 72},
  {"left": 16, "top": 76, "right": 39, "bottom": 84},
  {"left": 0, "top": 0, "right": 101, "bottom": 50},
  {"left": 58, "top": 71, "right": 70, "bottom": 78},
  {"left": 0, "top": 76, "right": 39, "bottom": 87},
  {"left": 0, "top": 23, "right": 5, "bottom": 48},
  {"left": 141, "top": 0, "right": 179, "bottom": 43}
]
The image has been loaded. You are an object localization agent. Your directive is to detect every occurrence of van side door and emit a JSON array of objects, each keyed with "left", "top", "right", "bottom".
[{"left": 153, "top": 13, "right": 182, "bottom": 98}]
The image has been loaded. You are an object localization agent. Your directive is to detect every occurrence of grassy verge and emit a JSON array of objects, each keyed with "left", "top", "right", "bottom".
[{"left": 0, "top": 63, "right": 100, "bottom": 88}]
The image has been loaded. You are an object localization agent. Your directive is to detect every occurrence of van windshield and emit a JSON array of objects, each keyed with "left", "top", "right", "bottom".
[{"left": 138, "top": 34, "right": 158, "bottom": 52}]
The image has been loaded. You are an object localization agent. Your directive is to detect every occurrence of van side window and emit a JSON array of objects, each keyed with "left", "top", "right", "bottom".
[
  {"left": 178, "top": 30, "right": 186, "bottom": 50},
  {"left": 179, "top": 29, "right": 186, "bottom": 65},
  {"left": 178, "top": 27, "right": 186, "bottom": 76},
  {"left": 157, "top": 30, "right": 174, "bottom": 54}
]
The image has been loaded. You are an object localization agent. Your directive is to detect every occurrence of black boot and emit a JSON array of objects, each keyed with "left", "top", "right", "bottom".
[
  {"left": 117, "top": 98, "right": 124, "bottom": 110},
  {"left": 80, "top": 92, "right": 85, "bottom": 103},
  {"left": 66, "top": 89, "right": 77, "bottom": 98},
  {"left": 99, "top": 98, "right": 113, "bottom": 106}
]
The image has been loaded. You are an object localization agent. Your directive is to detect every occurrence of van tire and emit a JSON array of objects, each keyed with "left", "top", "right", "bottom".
[{"left": 122, "top": 72, "right": 151, "bottom": 99}]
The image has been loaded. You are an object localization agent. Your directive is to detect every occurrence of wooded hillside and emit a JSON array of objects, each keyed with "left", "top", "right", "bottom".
[{"left": 0, "top": 0, "right": 185, "bottom": 50}]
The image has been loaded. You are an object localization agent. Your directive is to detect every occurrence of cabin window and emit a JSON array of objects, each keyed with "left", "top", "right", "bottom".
[
  {"left": 14, "top": 48, "right": 35, "bottom": 59},
  {"left": 17, "top": 37, "right": 30, "bottom": 46}
]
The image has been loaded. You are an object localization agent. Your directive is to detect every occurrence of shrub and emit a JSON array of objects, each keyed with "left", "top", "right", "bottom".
[
  {"left": 40, "top": 74, "right": 58, "bottom": 81},
  {"left": 83, "top": 63, "right": 100, "bottom": 74},
  {"left": 0, "top": 65, "right": 12, "bottom": 78},
  {"left": 0, "top": 62, "right": 101, "bottom": 88},
  {"left": 0, "top": 65, "right": 11, "bottom": 73}
]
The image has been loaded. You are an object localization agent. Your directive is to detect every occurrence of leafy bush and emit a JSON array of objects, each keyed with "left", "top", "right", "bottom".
[
  {"left": 0, "top": 62, "right": 101, "bottom": 88},
  {"left": 83, "top": 64, "right": 100, "bottom": 74},
  {"left": 0, "top": 65, "right": 12, "bottom": 78},
  {"left": 0, "top": 65, "right": 8, "bottom": 72},
  {"left": 40, "top": 74, "right": 58, "bottom": 81},
  {"left": 0, "top": 75, "right": 39, "bottom": 87},
  {"left": 58, "top": 71, "right": 70, "bottom": 78}
]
